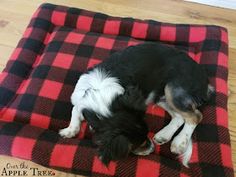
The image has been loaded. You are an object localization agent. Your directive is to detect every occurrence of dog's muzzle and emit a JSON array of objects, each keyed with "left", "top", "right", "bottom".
[{"left": 132, "top": 138, "right": 155, "bottom": 156}]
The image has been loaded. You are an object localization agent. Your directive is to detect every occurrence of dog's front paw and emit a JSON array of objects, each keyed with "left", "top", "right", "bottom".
[
  {"left": 59, "top": 126, "right": 79, "bottom": 138},
  {"left": 170, "top": 135, "right": 189, "bottom": 155},
  {"left": 153, "top": 128, "right": 172, "bottom": 145},
  {"left": 132, "top": 139, "right": 155, "bottom": 156}
]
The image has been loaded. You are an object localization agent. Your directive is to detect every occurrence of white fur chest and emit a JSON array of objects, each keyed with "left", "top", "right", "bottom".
[{"left": 71, "top": 68, "right": 125, "bottom": 118}]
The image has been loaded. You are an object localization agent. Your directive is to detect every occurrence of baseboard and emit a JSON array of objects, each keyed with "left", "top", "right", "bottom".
[{"left": 185, "top": 0, "right": 236, "bottom": 10}]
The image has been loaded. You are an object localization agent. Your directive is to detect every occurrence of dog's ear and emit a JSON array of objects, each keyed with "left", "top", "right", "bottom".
[
  {"left": 99, "top": 134, "right": 130, "bottom": 165},
  {"left": 82, "top": 109, "right": 101, "bottom": 130},
  {"left": 119, "top": 86, "right": 146, "bottom": 111}
]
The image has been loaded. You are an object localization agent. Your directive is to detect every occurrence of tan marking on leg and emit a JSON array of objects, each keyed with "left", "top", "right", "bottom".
[
  {"left": 181, "top": 110, "right": 202, "bottom": 124},
  {"left": 164, "top": 85, "right": 203, "bottom": 125}
]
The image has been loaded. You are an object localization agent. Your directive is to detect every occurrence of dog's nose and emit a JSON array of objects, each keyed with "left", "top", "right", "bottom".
[{"left": 132, "top": 138, "right": 155, "bottom": 156}]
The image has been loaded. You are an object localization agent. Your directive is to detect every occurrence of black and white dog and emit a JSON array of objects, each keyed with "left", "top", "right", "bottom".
[{"left": 59, "top": 43, "right": 213, "bottom": 167}]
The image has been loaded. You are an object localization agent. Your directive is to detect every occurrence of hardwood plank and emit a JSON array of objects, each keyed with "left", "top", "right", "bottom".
[{"left": 229, "top": 48, "right": 236, "bottom": 170}]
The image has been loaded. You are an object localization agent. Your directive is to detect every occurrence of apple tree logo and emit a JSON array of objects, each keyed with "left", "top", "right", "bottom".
[{"left": 1, "top": 162, "right": 55, "bottom": 176}]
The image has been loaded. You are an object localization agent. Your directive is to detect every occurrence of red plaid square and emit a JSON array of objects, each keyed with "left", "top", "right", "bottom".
[
  {"left": 220, "top": 144, "right": 232, "bottom": 168},
  {"left": 189, "top": 27, "right": 206, "bottom": 42},
  {"left": 1, "top": 108, "right": 16, "bottom": 122},
  {"left": 195, "top": 52, "right": 202, "bottom": 64},
  {"left": 17, "top": 79, "right": 31, "bottom": 94},
  {"left": 154, "top": 143, "right": 160, "bottom": 153},
  {"left": 96, "top": 37, "right": 115, "bottom": 49},
  {"left": 146, "top": 104, "right": 165, "bottom": 117},
  {"left": 160, "top": 26, "right": 176, "bottom": 41},
  {"left": 65, "top": 32, "right": 85, "bottom": 44},
  {"left": 132, "top": 22, "right": 148, "bottom": 38},
  {"left": 77, "top": 121, "right": 88, "bottom": 139},
  {"left": 30, "top": 113, "right": 50, "bottom": 129},
  {"left": 39, "top": 80, "right": 62, "bottom": 100},
  {"left": 221, "top": 29, "right": 228, "bottom": 43},
  {"left": 128, "top": 40, "right": 142, "bottom": 47},
  {"left": 0, "top": 72, "right": 7, "bottom": 84},
  {"left": 50, "top": 144, "right": 77, "bottom": 168},
  {"left": 11, "top": 137, "right": 36, "bottom": 160},
  {"left": 48, "top": 31, "right": 57, "bottom": 43},
  {"left": 218, "top": 52, "right": 228, "bottom": 67},
  {"left": 32, "top": 55, "right": 42, "bottom": 68},
  {"left": 10, "top": 48, "right": 21, "bottom": 61},
  {"left": 76, "top": 16, "right": 93, "bottom": 31},
  {"left": 216, "top": 78, "right": 227, "bottom": 94},
  {"left": 43, "top": 32, "right": 52, "bottom": 45},
  {"left": 190, "top": 142, "right": 199, "bottom": 163},
  {"left": 104, "top": 20, "right": 121, "bottom": 35},
  {"left": 92, "top": 156, "right": 117, "bottom": 176},
  {"left": 52, "top": 53, "right": 74, "bottom": 69},
  {"left": 51, "top": 11, "right": 66, "bottom": 26},
  {"left": 23, "top": 27, "right": 33, "bottom": 38},
  {"left": 87, "top": 58, "right": 101, "bottom": 69},
  {"left": 180, "top": 174, "right": 190, "bottom": 177},
  {"left": 216, "top": 108, "right": 228, "bottom": 128},
  {"left": 136, "top": 159, "right": 160, "bottom": 177},
  {"left": 188, "top": 52, "right": 195, "bottom": 62}
]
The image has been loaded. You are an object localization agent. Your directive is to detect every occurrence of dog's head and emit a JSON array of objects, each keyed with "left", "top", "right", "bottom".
[{"left": 82, "top": 86, "right": 154, "bottom": 165}]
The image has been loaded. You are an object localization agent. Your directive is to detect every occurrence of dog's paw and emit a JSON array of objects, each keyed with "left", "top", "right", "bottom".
[
  {"left": 170, "top": 134, "right": 189, "bottom": 155},
  {"left": 59, "top": 127, "right": 79, "bottom": 138},
  {"left": 153, "top": 128, "right": 172, "bottom": 145},
  {"left": 133, "top": 148, "right": 154, "bottom": 156},
  {"left": 132, "top": 139, "right": 155, "bottom": 156}
]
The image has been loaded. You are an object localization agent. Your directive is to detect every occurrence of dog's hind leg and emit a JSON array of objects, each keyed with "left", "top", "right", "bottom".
[
  {"left": 164, "top": 83, "right": 203, "bottom": 167},
  {"left": 170, "top": 111, "right": 201, "bottom": 154},
  {"left": 170, "top": 111, "right": 201, "bottom": 167},
  {"left": 153, "top": 97, "right": 185, "bottom": 145}
]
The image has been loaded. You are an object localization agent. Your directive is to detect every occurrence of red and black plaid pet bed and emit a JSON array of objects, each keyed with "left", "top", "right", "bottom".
[{"left": 0, "top": 3, "right": 233, "bottom": 177}]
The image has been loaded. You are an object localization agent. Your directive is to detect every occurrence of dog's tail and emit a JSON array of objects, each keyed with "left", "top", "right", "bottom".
[{"left": 179, "top": 138, "right": 192, "bottom": 168}]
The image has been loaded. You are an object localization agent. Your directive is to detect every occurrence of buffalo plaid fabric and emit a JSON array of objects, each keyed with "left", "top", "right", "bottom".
[{"left": 0, "top": 3, "right": 233, "bottom": 177}]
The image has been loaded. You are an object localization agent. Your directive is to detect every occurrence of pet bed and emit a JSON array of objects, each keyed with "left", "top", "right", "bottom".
[{"left": 0, "top": 3, "right": 233, "bottom": 177}]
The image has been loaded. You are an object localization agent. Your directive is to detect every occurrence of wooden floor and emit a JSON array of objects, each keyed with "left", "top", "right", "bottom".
[{"left": 0, "top": 0, "right": 235, "bottom": 176}]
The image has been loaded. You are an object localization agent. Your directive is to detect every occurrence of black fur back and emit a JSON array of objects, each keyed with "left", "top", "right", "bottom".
[{"left": 95, "top": 42, "right": 209, "bottom": 104}]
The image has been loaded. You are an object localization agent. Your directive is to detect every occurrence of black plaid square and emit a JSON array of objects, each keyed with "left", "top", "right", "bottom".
[
  {"left": 32, "top": 65, "right": 50, "bottom": 79},
  {"left": 76, "top": 44, "right": 94, "bottom": 58},
  {"left": 46, "top": 41, "right": 63, "bottom": 53},
  {"left": 9, "top": 61, "right": 31, "bottom": 78},
  {"left": 51, "top": 100, "right": 72, "bottom": 121},
  {"left": 0, "top": 87, "right": 15, "bottom": 107},
  {"left": 23, "top": 38, "right": 44, "bottom": 54},
  {"left": 18, "top": 94, "right": 37, "bottom": 112}
]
